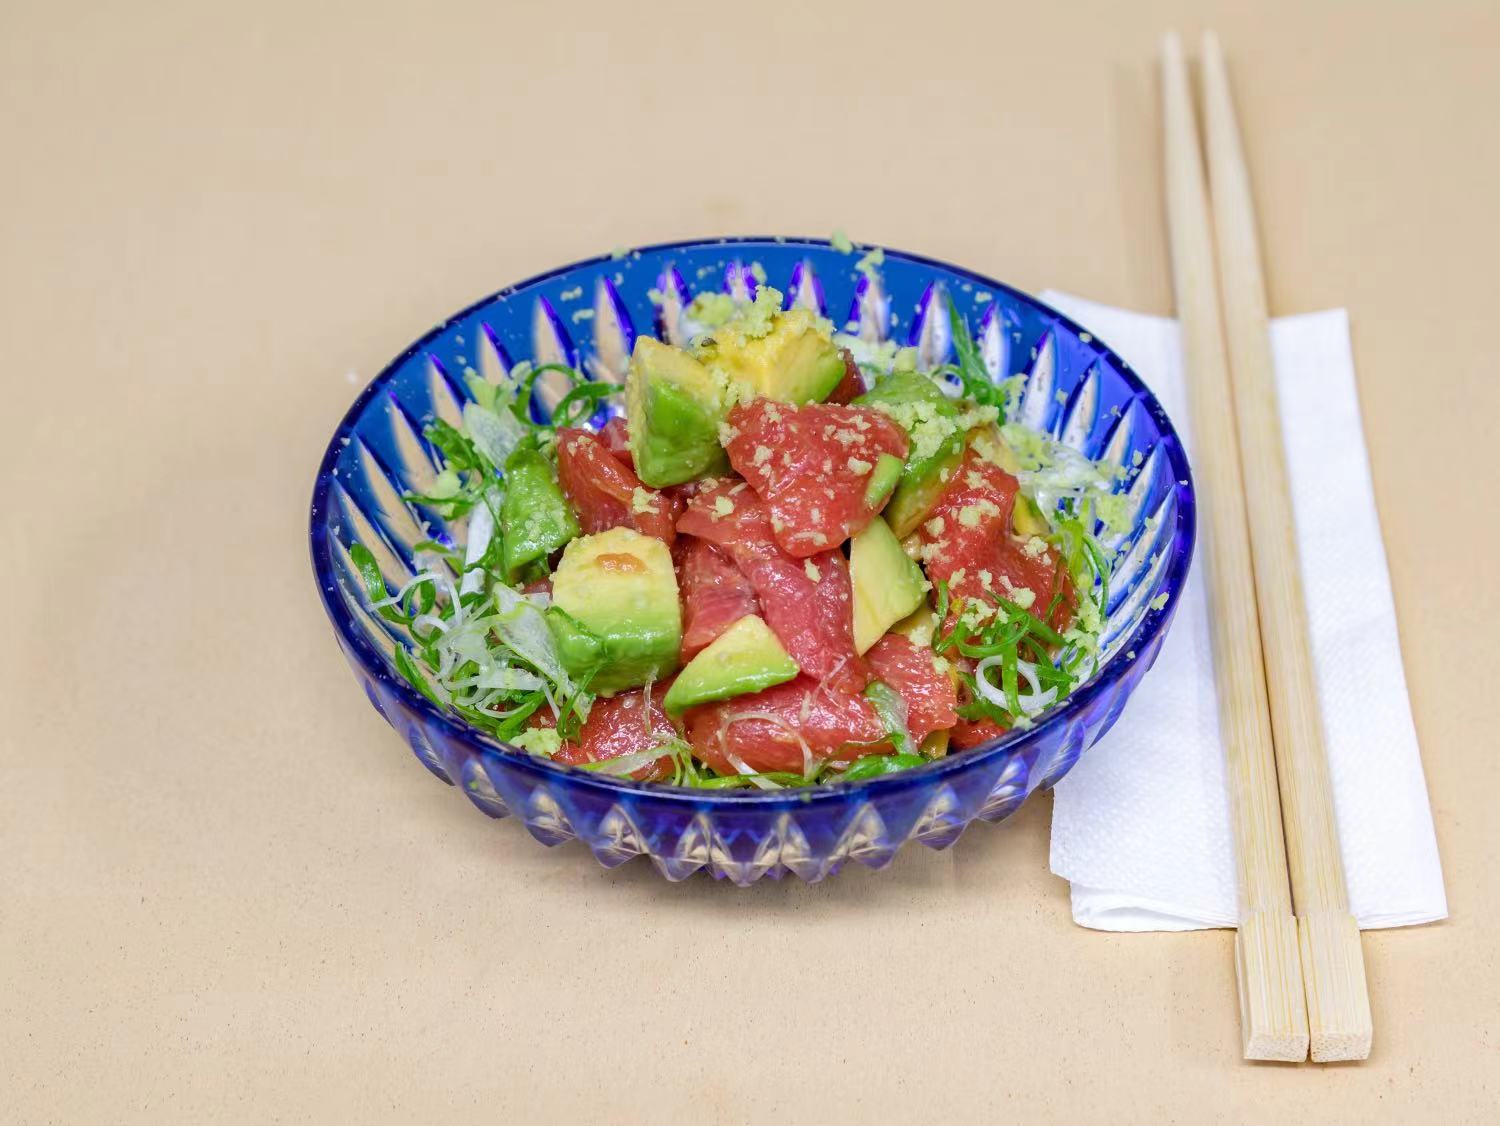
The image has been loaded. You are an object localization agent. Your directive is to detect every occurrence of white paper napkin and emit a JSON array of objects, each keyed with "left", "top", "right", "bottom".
[{"left": 1040, "top": 291, "right": 1447, "bottom": 932}]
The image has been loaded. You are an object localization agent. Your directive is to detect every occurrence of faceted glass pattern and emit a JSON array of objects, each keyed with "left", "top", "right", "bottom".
[{"left": 308, "top": 238, "right": 1196, "bottom": 884}]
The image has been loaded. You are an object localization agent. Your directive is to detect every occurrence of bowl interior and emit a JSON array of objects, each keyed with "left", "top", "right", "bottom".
[{"left": 310, "top": 237, "right": 1193, "bottom": 785}]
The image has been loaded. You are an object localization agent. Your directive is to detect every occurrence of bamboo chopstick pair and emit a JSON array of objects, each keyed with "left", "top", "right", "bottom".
[{"left": 1159, "top": 32, "right": 1373, "bottom": 1062}]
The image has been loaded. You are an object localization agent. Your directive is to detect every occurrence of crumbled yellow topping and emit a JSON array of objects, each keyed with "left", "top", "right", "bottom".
[
  {"left": 957, "top": 499, "right": 1000, "bottom": 527},
  {"left": 997, "top": 423, "right": 1055, "bottom": 472},
  {"left": 864, "top": 398, "right": 959, "bottom": 463},
  {"left": 431, "top": 468, "right": 462, "bottom": 499},
  {"left": 699, "top": 286, "right": 789, "bottom": 351},
  {"left": 954, "top": 403, "right": 1000, "bottom": 431},
  {"left": 734, "top": 286, "right": 783, "bottom": 340},
  {"left": 959, "top": 600, "right": 997, "bottom": 628},
  {"left": 918, "top": 539, "right": 948, "bottom": 564},
  {"left": 804, "top": 560, "right": 822, "bottom": 583},
  {"left": 833, "top": 334, "right": 900, "bottom": 374},
  {"left": 630, "top": 487, "right": 658, "bottom": 515},
  {"left": 1094, "top": 493, "right": 1131, "bottom": 533},
  {"left": 688, "top": 292, "right": 737, "bottom": 327},
  {"left": 513, "top": 727, "right": 563, "bottom": 756}
]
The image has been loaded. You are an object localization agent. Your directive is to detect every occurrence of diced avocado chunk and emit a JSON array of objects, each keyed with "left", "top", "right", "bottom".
[
  {"left": 854, "top": 369, "right": 951, "bottom": 412},
  {"left": 546, "top": 608, "right": 606, "bottom": 679},
  {"left": 500, "top": 444, "right": 579, "bottom": 579},
  {"left": 1012, "top": 493, "right": 1051, "bottom": 537},
  {"left": 851, "top": 516, "right": 926, "bottom": 654},
  {"left": 626, "top": 337, "right": 730, "bottom": 488},
  {"left": 863, "top": 453, "right": 904, "bottom": 510},
  {"left": 697, "top": 303, "right": 845, "bottom": 404},
  {"left": 547, "top": 527, "right": 682, "bottom": 695},
  {"left": 919, "top": 729, "right": 950, "bottom": 759},
  {"left": 882, "top": 437, "right": 967, "bottom": 539},
  {"left": 662, "top": 614, "right": 798, "bottom": 716},
  {"left": 971, "top": 426, "right": 1050, "bottom": 534},
  {"left": 891, "top": 604, "right": 938, "bottom": 648},
  {"left": 970, "top": 424, "right": 1024, "bottom": 475},
  {"left": 855, "top": 371, "right": 969, "bottom": 538}
]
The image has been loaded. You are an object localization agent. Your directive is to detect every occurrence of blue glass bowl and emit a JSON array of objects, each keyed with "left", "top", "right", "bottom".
[{"left": 309, "top": 237, "right": 1195, "bottom": 884}]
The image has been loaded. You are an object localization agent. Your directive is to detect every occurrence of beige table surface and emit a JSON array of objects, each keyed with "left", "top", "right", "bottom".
[{"left": 4, "top": 0, "right": 1498, "bottom": 1121}]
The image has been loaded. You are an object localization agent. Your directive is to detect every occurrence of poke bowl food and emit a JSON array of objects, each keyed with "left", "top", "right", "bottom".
[{"left": 310, "top": 237, "right": 1193, "bottom": 883}]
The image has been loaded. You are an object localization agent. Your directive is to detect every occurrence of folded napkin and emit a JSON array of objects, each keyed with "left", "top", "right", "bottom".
[{"left": 1041, "top": 291, "right": 1447, "bottom": 932}]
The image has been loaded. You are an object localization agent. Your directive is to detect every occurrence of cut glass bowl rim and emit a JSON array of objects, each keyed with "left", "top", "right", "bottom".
[{"left": 308, "top": 235, "right": 1196, "bottom": 807}]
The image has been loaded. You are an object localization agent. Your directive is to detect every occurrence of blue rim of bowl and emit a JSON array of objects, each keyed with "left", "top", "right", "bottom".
[{"left": 309, "top": 235, "right": 1196, "bottom": 808}]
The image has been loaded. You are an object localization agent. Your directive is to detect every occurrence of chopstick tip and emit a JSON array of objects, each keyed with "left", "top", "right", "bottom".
[{"left": 1161, "top": 29, "right": 1184, "bottom": 59}]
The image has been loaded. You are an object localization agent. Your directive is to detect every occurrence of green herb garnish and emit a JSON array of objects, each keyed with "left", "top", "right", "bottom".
[{"left": 942, "top": 295, "right": 1006, "bottom": 416}]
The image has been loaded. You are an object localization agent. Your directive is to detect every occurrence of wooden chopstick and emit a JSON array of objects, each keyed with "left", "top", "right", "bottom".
[
  {"left": 1159, "top": 31, "right": 1310, "bottom": 1063},
  {"left": 1199, "top": 30, "right": 1374, "bottom": 1063}
]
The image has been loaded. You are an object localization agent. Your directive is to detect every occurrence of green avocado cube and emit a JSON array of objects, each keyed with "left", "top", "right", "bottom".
[
  {"left": 863, "top": 452, "right": 905, "bottom": 510},
  {"left": 850, "top": 516, "right": 927, "bottom": 653},
  {"left": 1012, "top": 492, "right": 1052, "bottom": 537},
  {"left": 662, "top": 615, "right": 799, "bottom": 716},
  {"left": 500, "top": 445, "right": 579, "bottom": 579},
  {"left": 697, "top": 306, "right": 845, "bottom": 405},
  {"left": 626, "top": 337, "right": 730, "bottom": 488},
  {"left": 546, "top": 527, "right": 682, "bottom": 695}
]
